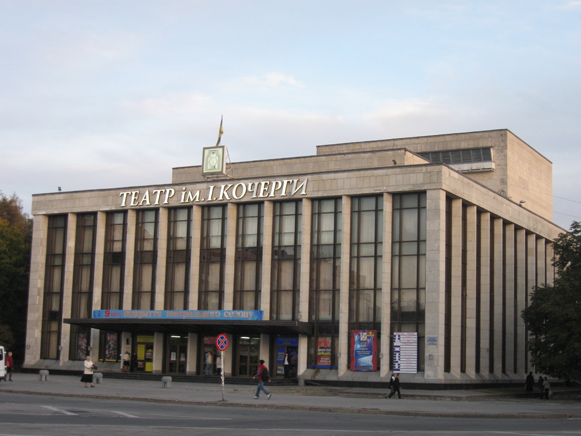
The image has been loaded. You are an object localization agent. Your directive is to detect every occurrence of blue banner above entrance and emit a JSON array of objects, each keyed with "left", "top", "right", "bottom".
[{"left": 92, "top": 310, "right": 264, "bottom": 321}]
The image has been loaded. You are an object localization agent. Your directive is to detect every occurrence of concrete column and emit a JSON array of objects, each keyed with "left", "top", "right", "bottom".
[
  {"left": 25, "top": 215, "right": 49, "bottom": 365},
  {"left": 478, "top": 212, "right": 491, "bottom": 378},
  {"left": 546, "top": 243, "right": 555, "bottom": 285},
  {"left": 338, "top": 196, "right": 351, "bottom": 377},
  {"left": 152, "top": 332, "right": 164, "bottom": 374},
  {"left": 515, "top": 229, "right": 527, "bottom": 376},
  {"left": 299, "top": 199, "right": 312, "bottom": 324},
  {"left": 261, "top": 201, "right": 274, "bottom": 319},
  {"left": 465, "top": 205, "right": 477, "bottom": 378},
  {"left": 526, "top": 233, "right": 537, "bottom": 372},
  {"left": 224, "top": 203, "right": 237, "bottom": 310},
  {"left": 60, "top": 213, "right": 77, "bottom": 365},
  {"left": 449, "top": 199, "right": 463, "bottom": 377},
  {"left": 297, "top": 334, "right": 309, "bottom": 379},
  {"left": 92, "top": 212, "right": 106, "bottom": 311},
  {"left": 424, "top": 189, "right": 447, "bottom": 380},
  {"left": 380, "top": 193, "right": 393, "bottom": 378},
  {"left": 186, "top": 333, "right": 198, "bottom": 375},
  {"left": 504, "top": 224, "right": 515, "bottom": 376},
  {"left": 123, "top": 210, "right": 137, "bottom": 309},
  {"left": 536, "top": 238, "right": 546, "bottom": 288},
  {"left": 155, "top": 207, "right": 168, "bottom": 310},
  {"left": 492, "top": 218, "right": 504, "bottom": 377}
]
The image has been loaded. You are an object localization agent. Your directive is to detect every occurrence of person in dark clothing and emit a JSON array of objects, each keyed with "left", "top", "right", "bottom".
[
  {"left": 538, "top": 376, "right": 545, "bottom": 398},
  {"left": 525, "top": 372, "right": 535, "bottom": 392},
  {"left": 130, "top": 353, "right": 138, "bottom": 372},
  {"left": 387, "top": 373, "right": 402, "bottom": 399}
]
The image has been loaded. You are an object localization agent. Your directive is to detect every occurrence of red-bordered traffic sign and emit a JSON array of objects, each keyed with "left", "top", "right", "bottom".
[{"left": 216, "top": 333, "right": 229, "bottom": 351}]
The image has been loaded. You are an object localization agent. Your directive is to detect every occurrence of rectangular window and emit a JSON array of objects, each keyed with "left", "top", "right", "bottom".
[
  {"left": 102, "top": 212, "right": 127, "bottom": 310},
  {"left": 132, "top": 210, "right": 158, "bottom": 310},
  {"left": 271, "top": 201, "right": 302, "bottom": 320},
  {"left": 391, "top": 193, "right": 426, "bottom": 371},
  {"left": 349, "top": 196, "right": 383, "bottom": 331},
  {"left": 234, "top": 203, "right": 263, "bottom": 310},
  {"left": 41, "top": 215, "right": 67, "bottom": 360},
  {"left": 199, "top": 205, "right": 227, "bottom": 310},
  {"left": 309, "top": 198, "right": 341, "bottom": 368},
  {"left": 165, "top": 208, "right": 192, "bottom": 310},
  {"left": 69, "top": 213, "right": 97, "bottom": 360}
]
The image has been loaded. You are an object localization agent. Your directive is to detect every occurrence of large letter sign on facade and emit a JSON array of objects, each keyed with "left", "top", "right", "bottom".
[{"left": 393, "top": 332, "right": 418, "bottom": 374}]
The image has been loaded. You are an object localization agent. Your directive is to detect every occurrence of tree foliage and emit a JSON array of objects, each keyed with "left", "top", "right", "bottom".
[
  {"left": 0, "top": 192, "right": 32, "bottom": 363},
  {"left": 522, "top": 221, "right": 581, "bottom": 382}
]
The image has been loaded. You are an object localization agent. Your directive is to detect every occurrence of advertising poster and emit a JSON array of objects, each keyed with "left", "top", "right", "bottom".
[
  {"left": 105, "top": 332, "right": 118, "bottom": 361},
  {"left": 317, "top": 337, "right": 332, "bottom": 368},
  {"left": 350, "top": 330, "right": 378, "bottom": 371}
]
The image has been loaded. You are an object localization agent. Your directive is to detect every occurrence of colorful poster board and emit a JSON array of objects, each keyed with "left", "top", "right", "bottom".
[{"left": 350, "top": 330, "right": 378, "bottom": 371}]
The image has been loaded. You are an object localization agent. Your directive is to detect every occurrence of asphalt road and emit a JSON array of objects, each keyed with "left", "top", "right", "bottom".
[{"left": 1, "top": 392, "right": 581, "bottom": 436}]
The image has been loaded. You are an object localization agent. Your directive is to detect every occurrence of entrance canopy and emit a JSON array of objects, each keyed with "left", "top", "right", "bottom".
[{"left": 64, "top": 318, "right": 313, "bottom": 336}]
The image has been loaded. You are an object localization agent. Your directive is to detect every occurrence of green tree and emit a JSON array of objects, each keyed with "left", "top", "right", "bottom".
[
  {"left": 522, "top": 221, "right": 581, "bottom": 382},
  {"left": 0, "top": 192, "right": 32, "bottom": 364}
]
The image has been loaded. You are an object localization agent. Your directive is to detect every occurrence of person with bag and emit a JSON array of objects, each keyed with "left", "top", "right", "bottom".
[
  {"left": 81, "top": 356, "right": 96, "bottom": 388},
  {"left": 385, "top": 373, "right": 396, "bottom": 398},
  {"left": 253, "top": 359, "right": 272, "bottom": 400}
]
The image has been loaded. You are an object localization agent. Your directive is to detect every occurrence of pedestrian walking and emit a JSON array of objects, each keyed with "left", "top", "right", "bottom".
[
  {"left": 6, "top": 351, "right": 14, "bottom": 381},
  {"left": 385, "top": 373, "right": 396, "bottom": 398},
  {"left": 525, "top": 371, "right": 534, "bottom": 392},
  {"left": 283, "top": 352, "right": 290, "bottom": 378},
  {"left": 204, "top": 351, "right": 213, "bottom": 376},
  {"left": 81, "top": 356, "right": 96, "bottom": 388},
  {"left": 253, "top": 359, "right": 272, "bottom": 399},
  {"left": 387, "top": 373, "right": 402, "bottom": 399},
  {"left": 543, "top": 378, "right": 552, "bottom": 400},
  {"left": 538, "top": 376, "right": 545, "bottom": 398}
]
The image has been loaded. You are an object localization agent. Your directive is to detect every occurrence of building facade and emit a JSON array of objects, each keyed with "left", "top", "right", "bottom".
[{"left": 25, "top": 129, "right": 561, "bottom": 385}]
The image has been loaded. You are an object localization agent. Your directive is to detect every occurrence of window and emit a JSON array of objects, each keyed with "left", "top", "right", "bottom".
[
  {"left": 102, "top": 212, "right": 127, "bottom": 310},
  {"left": 391, "top": 193, "right": 426, "bottom": 371},
  {"left": 132, "top": 210, "right": 158, "bottom": 310},
  {"left": 41, "top": 215, "right": 67, "bottom": 360},
  {"left": 419, "top": 148, "right": 492, "bottom": 165},
  {"left": 165, "top": 208, "right": 192, "bottom": 310},
  {"left": 199, "top": 205, "right": 227, "bottom": 310},
  {"left": 234, "top": 203, "right": 263, "bottom": 310},
  {"left": 271, "top": 201, "right": 302, "bottom": 320}
]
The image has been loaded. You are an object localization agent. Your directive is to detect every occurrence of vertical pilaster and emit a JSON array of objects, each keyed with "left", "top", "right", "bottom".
[
  {"left": 155, "top": 207, "right": 168, "bottom": 310},
  {"left": 189, "top": 205, "right": 202, "bottom": 310},
  {"left": 25, "top": 215, "right": 48, "bottom": 365},
  {"left": 526, "top": 233, "right": 537, "bottom": 372},
  {"left": 261, "top": 201, "right": 274, "bottom": 320},
  {"left": 449, "top": 198, "right": 463, "bottom": 377},
  {"left": 61, "top": 213, "right": 77, "bottom": 364},
  {"left": 478, "top": 212, "right": 491, "bottom": 378},
  {"left": 224, "top": 203, "right": 237, "bottom": 310},
  {"left": 515, "top": 229, "right": 527, "bottom": 375},
  {"left": 299, "top": 199, "right": 312, "bottom": 324},
  {"left": 297, "top": 199, "right": 312, "bottom": 378},
  {"left": 338, "top": 195, "right": 351, "bottom": 377},
  {"left": 546, "top": 243, "right": 555, "bottom": 285},
  {"left": 504, "top": 224, "right": 515, "bottom": 375},
  {"left": 123, "top": 209, "right": 137, "bottom": 309},
  {"left": 465, "top": 205, "right": 477, "bottom": 377},
  {"left": 536, "top": 238, "right": 546, "bottom": 288},
  {"left": 187, "top": 333, "right": 198, "bottom": 375},
  {"left": 152, "top": 332, "right": 164, "bottom": 374},
  {"left": 381, "top": 193, "right": 393, "bottom": 378},
  {"left": 424, "top": 189, "right": 447, "bottom": 380},
  {"left": 492, "top": 218, "right": 504, "bottom": 376}
]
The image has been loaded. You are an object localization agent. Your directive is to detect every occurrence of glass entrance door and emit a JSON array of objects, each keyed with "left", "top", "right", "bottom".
[
  {"left": 165, "top": 335, "right": 187, "bottom": 374},
  {"left": 236, "top": 336, "right": 260, "bottom": 376}
]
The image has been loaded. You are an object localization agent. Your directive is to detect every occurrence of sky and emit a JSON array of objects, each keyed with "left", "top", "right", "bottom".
[{"left": 1, "top": 0, "right": 580, "bottom": 230}]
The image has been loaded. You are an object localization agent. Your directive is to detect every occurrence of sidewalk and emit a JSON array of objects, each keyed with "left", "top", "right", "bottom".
[{"left": 1, "top": 373, "right": 580, "bottom": 419}]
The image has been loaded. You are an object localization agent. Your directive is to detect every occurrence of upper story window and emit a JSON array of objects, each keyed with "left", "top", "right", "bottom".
[{"left": 419, "top": 147, "right": 492, "bottom": 164}]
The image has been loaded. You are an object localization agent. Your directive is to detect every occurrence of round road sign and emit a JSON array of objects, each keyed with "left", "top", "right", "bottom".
[{"left": 216, "top": 333, "right": 229, "bottom": 351}]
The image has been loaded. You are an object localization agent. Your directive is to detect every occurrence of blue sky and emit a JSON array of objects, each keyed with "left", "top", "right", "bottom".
[{"left": 1, "top": 0, "right": 580, "bottom": 229}]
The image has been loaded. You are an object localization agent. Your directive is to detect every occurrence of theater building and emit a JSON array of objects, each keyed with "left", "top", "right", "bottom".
[{"left": 24, "top": 129, "right": 562, "bottom": 385}]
